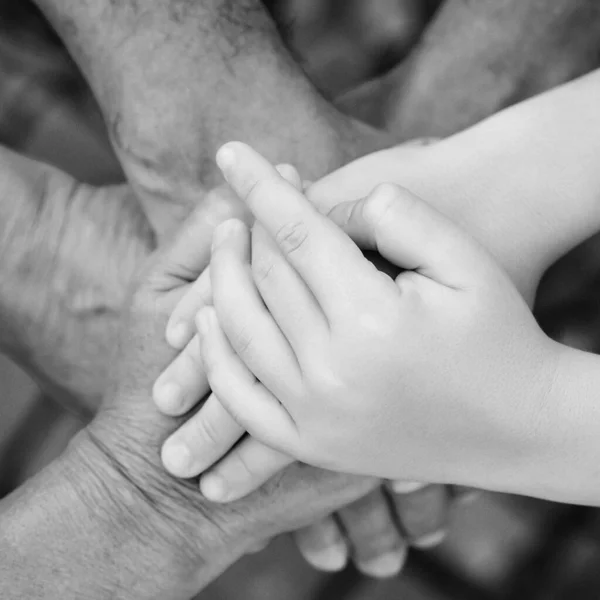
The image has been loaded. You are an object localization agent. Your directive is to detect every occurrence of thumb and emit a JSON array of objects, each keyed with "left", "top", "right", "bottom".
[
  {"left": 150, "top": 185, "right": 250, "bottom": 289},
  {"left": 275, "top": 163, "right": 302, "bottom": 190},
  {"left": 328, "top": 183, "right": 490, "bottom": 287}
]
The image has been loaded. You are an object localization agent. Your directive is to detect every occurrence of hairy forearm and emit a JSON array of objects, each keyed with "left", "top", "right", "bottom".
[
  {"left": 34, "top": 0, "right": 386, "bottom": 239},
  {"left": 0, "top": 434, "right": 238, "bottom": 599},
  {"left": 0, "top": 148, "right": 153, "bottom": 414}
]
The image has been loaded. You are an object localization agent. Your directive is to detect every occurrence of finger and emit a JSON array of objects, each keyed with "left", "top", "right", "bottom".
[
  {"left": 293, "top": 517, "right": 349, "bottom": 572},
  {"left": 215, "top": 142, "right": 374, "bottom": 313},
  {"left": 197, "top": 306, "right": 298, "bottom": 451},
  {"left": 166, "top": 268, "right": 213, "bottom": 349},
  {"left": 452, "top": 485, "right": 482, "bottom": 504},
  {"left": 200, "top": 438, "right": 293, "bottom": 503},
  {"left": 275, "top": 163, "right": 302, "bottom": 190},
  {"left": 338, "top": 489, "right": 407, "bottom": 578},
  {"left": 387, "top": 483, "right": 450, "bottom": 549},
  {"left": 161, "top": 393, "right": 245, "bottom": 478},
  {"left": 389, "top": 480, "right": 428, "bottom": 494},
  {"left": 152, "top": 187, "right": 248, "bottom": 289},
  {"left": 153, "top": 334, "right": 208, "bottom": 416},
  {"left": 252, "top": 224, "right": 328, "bottom": 355},
  {"left": 327, "top": 183, "right": 490, "bottom": 287},
  {"left": 246, "top": 539, "right": 271, "bottom": 554},
  {"left": 211, "top": 218, "right": 302, "bottom": 397}
]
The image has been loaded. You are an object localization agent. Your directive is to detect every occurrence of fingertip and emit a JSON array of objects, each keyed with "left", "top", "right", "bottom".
[
  {"left": 357, "top": 548, "right": 407, "bottom": 579},
  {"left": 302, "top": 543, "right": 349, "bottom": 572},
  {"left": 411, "top": 529, "right": 447, "bottom": 549},
  {"left": 215, "top": 142, "right": 241, "bottom": 173},
  {"left": 161, "top": 438, "right": 193, "bottom": 478},
  {"left": 153, "top": 380, "right": 186, "bottom": 416},
  {"left": 200, "top": 472, "right": 231, "bottom": 502},
  {"left": 195, "top": 306, "right": 217, "bottom": 338},
  {"left": 389, "top": 480, "right": 428, "bottom": 494},
  {"left": 166, "top": 320, "right": 193, "bottom": 350}
]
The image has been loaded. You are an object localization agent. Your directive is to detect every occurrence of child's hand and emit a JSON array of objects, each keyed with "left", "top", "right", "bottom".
[
  {"left": 196, "top": 141, "right": 559, "bottom": 492},
  {"left": 152, "top": 161, "right": 431, "bottom": 504},
  {"left": 152, "top": 165, "right": 306, "bottom": 499}
]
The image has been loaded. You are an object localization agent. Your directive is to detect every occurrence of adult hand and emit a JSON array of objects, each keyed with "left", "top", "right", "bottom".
[
  {"left": 74, "top": 198, "right": 381, "bottom": 596},
  {"left": 159, "top": 150, "right": 455, "bottom": 579}
]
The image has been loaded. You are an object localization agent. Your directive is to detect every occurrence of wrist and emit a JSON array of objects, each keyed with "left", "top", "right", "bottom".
[
  {"left": 0, "top": 430, "right": 198, "bottom": 600},
  {"left": 64, "top": 427, "right": 240, "bottom": 599},
  {"left": 83, "top": 406, "right": 258, "bottom": 576}
]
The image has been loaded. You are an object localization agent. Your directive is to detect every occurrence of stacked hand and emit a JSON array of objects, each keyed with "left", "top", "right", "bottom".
[{"left": 154, "top": 143, "right": 557, "bottom": 535}]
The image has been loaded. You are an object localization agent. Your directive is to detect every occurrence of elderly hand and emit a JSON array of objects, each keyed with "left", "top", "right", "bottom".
[{"left": 70, "top": 197, "right": 385, "bottom": 596}]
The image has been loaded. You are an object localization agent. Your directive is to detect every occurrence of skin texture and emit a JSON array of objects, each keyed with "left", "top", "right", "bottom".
[
  {"left": 33, "top": 0, "right": 389, "bottom": 242},
  {"left": 340, "top": 0, "right": 600, "bottom": 136},
  {"left": 154, "top": 70, "right": 600, "bottom": 499},
  {"left": 3, "top": 0, "right": 598, "bottom": 580},
  {"left": 0, "top": 148, "right": 151, "bottom": 416},
  {"left": 0, "top": 140, "right": 443, "bottom": 580},
  {"left": 0, "top": 199, "right": 382, "bottom": 599},
  {"left": 193, "top": 143, "right": 557, "bottom": 488}
]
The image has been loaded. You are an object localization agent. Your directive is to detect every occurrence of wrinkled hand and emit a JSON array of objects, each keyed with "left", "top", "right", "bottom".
[
  {"left": 72, "top": 197, "right": 384, "bottom": 596},
  {"left": 154, "top": 149, "right": 457, "bottom": 578}
]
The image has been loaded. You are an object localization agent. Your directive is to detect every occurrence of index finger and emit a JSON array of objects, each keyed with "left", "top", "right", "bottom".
[{"left": 215, "top": 142, "right": 375, "bottom": 314}]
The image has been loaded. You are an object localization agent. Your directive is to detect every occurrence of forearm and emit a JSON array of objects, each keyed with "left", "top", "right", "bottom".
[
  {"left": 312, "top": 70, "right": 600, "bottom": 299},
  {"left": 387, "top": 0, "right": 600, "bottom": 139},
  {"left": 34, "top": 0, "right": 386, "bottom": 239},
  {"left": 0, "top": 433, "right": 237, "bottom": 599},
  {"left": 0, "top": 149, "right": 152, "bottom": 414}
]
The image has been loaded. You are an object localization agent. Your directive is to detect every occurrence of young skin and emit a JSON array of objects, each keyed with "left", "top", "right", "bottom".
[
  {"left": 155, "top": 70, "right": 600, "bottom": 504},
  {"left": 185, "top": 142, "right": 562, "bottom": 494}
]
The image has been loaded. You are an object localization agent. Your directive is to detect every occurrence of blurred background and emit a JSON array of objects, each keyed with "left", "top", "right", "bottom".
[{"left": 2, "top": 1, "right": 600, "bottom": 598}]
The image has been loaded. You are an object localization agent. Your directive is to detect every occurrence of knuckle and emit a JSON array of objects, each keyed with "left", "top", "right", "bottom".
[
  {"left": 364, "top": 184, "right": 400, "bottom": 223},
  {"left": 274, "top": 220, "right": 309, "bottom": 256}
]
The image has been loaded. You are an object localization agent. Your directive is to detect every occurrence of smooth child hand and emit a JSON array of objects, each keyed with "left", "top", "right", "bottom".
[
  {"left": 153, "top": 166, "right": 305, "bottom": 502},
  {"left": 152, "top": 159, "right": 431, "bottom": 506},
  {"left": 192, "top": 142, "right": 559, "bottom": 493}
]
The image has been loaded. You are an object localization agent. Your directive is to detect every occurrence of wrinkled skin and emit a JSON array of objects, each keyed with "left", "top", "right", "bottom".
[{"left": 1, "top": 0, "right": 598, "bottom": 583}]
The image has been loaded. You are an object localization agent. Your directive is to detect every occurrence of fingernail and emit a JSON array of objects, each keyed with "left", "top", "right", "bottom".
[
  {"left": 304, "top": 543, "right": 348, "bottom": 572},
  {"left": 390, "top": 480, "right": 427, "bottom": 494},
  {"left": 162, "top": 441, "right": 191, "bottom": 475},
  {"left": 201, "top": 473, "right": 229, "bottom": 502},
  {"left": 453, "top": 486, "right": 482, "bottom": 504},
  {"left": 359, "top": 551, "right": 405, "bottom": 578},
  {"left": 166, "top": 322, "right": 191, "bottom": 349},
  {"left": 216, "top": 144, "right": 237, "bottom": 171},
  {"left": 412, "top": 530, "right": 447, "bottom": 549},
  {"left": 154, "top": 382, "right": 183, "bottom": 413}
]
